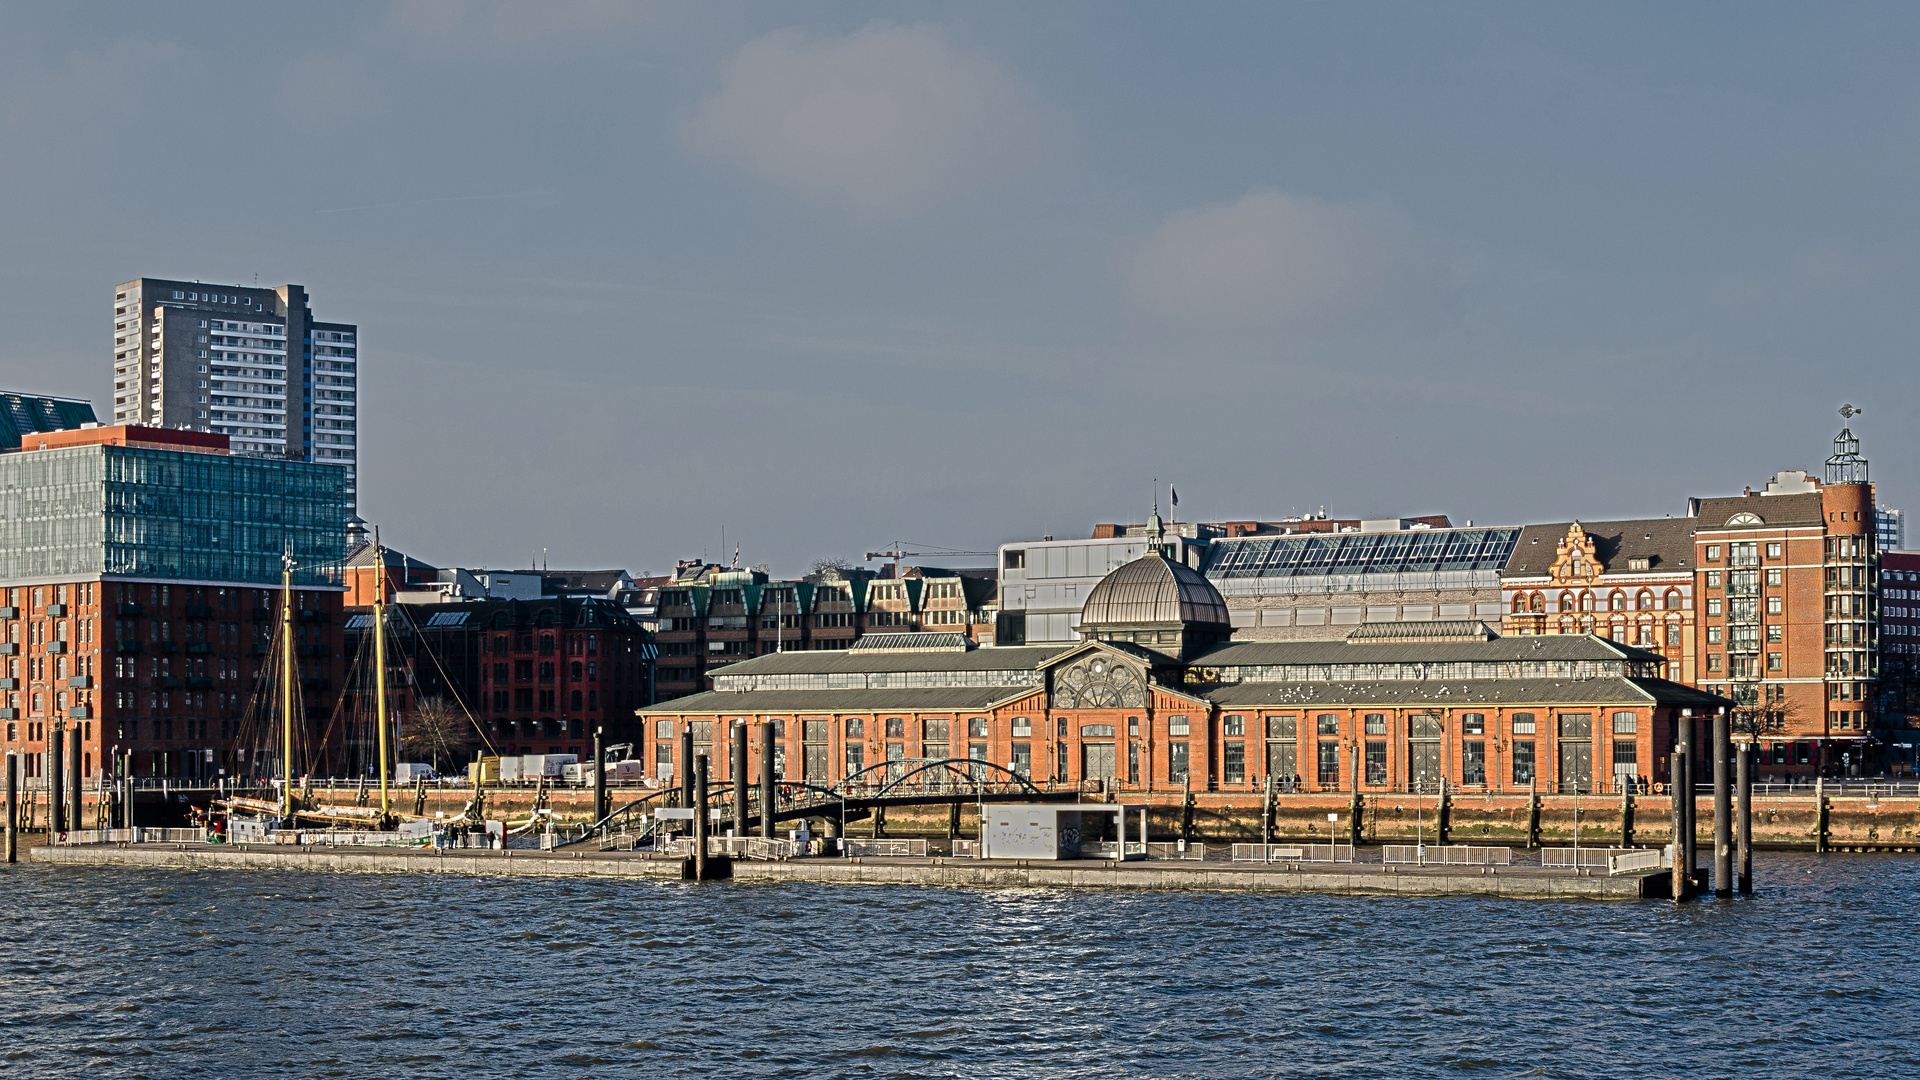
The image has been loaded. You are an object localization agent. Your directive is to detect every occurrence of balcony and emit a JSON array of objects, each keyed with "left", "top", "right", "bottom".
[
  {"left": 117, "top": 602, "right": 143, "bottom": 617},
  {"left": 298, "top": 610, "right": 329, "bottom": 624},
  {"left": 159, "top": 641, "right": 178, "bottom": 654},
  {"left": 299, "top": 644, "right": 332, "bottom": 658},
  {"left": 0, "top": 606, "right": 15, "bottom": 618},
  {"left": 0, "top": 643, "right": 15, "bottom": 656},
  {"left": 252, "top": 644, "right": 271, "bottom": 656},
  {"left": 187, "top": 677, "right": 213, "bottom": 689},
  {"left": 68, "top": 706, "right": 91, "bottom": 720},
  {"left": 0, "top": 678, "right": 15, "bottom": 690},
  {"left": 0, "top": 709, "right": 14, "bottom": 720},
  {"left": 47, "top": 642, "right": 65, "bottom": 654},
  {"left": 184, "top": 605, "right": 214, "bottom": 619},
  {"left": 45, "top": 603, "right": 67, "bottom": 616},
  {"left": 185, "top": 642, "right": 211, "bottom": 654},
  {"left": 117, "top": 639, "right": 142, "bottom": 654},
  {"left": 159, "top": 676, "right": 179, "bottom": 689},
  {"left": 68, "top": 675, "right": 92, "bottom": 689},
  {"left": 251, "top": 607, "right": 273, "bottom": 621}
]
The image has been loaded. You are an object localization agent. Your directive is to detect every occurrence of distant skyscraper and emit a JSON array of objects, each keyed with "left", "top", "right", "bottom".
[
  {"left": 1879, "top": 505, "right": 1905, "bottom": 551},
  {"left": 111, "top": 278, "right": 359, "bottom": 511}
]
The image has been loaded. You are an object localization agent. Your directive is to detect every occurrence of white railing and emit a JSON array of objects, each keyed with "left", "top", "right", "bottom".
[
  {"left": 843, "top": 838, "right": 929, "bottom": 858},
  {"left": 1608, "top": 849, "right": 1665, "bottom": 875},
  {"left": 1233, "top": 843, "right": 1307, "bottom": 862},
  {"left": 1383, "top": 845, "right": 1511, "bottom": 866},
  {"left": 952, "top": 839, "right": 981, "bottom": 858},
  {"left": 1542, "top": 847, "right": 1627, "bottom": 869},
  {"left": 1305, "top": 844, "right": 1356, "bottom": 863},
  {"left": 56, "top": 828, "right": 207, "bottom": 845},
  {"left": 1079, "top": 841, "right": 1148, "bottom": 859},
  {"left": 1147, "top": 841, "right": 1207, "bottom": 861},
  {"left": 299, "top": 830, "right": 423, "bottom": 847}
]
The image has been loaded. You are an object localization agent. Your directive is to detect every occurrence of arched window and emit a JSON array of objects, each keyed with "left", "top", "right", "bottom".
[
  {"left": 1580, "top": 616, "right": 1595, "bottom": 632},
  {"left": 1579, "top": 592, "right": 1595, "bottom": 613},
  {"left": 570, "top": 689, "right": 583, "bottom": 711},
  {"left": 1664, "top": 589, "right": 1681, "bottom": 610},
  {"left": 1529, "top": 593, "right": 1544, "bottom": 613},
  {"left": 1559, "top": 592, "right": 1575, "bottom": 612},
  {"left": 1609, "top": 591, "right": 1626, "bottom": 611},
  {"left": 1637, "top": 590, "right": 1653, "bottom": 611},
  {"left": 1512, "top": 594, "right": 1528, "bottom": 614},
  {"left": 570, "top": 661, "right": 583, "bottom": 680}
]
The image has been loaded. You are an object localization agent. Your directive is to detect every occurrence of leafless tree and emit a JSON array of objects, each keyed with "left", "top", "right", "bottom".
[{"left": 399, "top": 697, "right": 470, "bottom": 772}]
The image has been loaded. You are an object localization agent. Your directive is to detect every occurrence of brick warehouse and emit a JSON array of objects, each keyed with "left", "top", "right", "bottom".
[
  {"left": 635, "top": 516, "right": 1726, "bottom": 799},
  {"left": 0, "top": 423, "right": 349, "bottom": 785}
]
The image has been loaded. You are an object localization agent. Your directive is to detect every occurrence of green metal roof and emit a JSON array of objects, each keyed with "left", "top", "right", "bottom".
[
  {"left": 704, "top": 645, "right": 1073, "bottom": 678},
  {"left": 1190, "top": 634, "right": 1662, "bottom": 669}
]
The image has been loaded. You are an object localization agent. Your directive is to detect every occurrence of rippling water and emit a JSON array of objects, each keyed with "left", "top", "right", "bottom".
[{"left": 2, "top": 852, "right": 1917, "bottom": 1079}]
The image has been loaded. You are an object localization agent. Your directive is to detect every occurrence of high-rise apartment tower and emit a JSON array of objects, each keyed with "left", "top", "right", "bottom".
[{"left": 110, "top": 278, "right": 359, "bottom": 511}]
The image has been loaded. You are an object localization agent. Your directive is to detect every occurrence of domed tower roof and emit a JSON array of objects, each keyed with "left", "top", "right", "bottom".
[{"left": 1080, "top": 553, "right": 1230, "bottom": 631}]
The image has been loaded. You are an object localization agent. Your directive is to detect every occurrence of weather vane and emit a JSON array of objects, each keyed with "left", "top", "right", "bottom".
[{"left": 1840, "top": 404, "right": 1860, "bottom": 420}]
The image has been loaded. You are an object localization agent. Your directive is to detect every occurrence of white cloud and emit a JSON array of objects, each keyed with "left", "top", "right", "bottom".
[
  {"left": 683, "top": 22, "right": 1045, "bottom": 221},
  {"left": 1130, "top": 189, "right": 1396, "bottom": 326}
]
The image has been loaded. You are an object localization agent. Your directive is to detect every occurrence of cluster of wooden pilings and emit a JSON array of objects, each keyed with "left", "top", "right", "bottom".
[{"left": 1667, "top": 710, "right": 1755, "bottom": 902}]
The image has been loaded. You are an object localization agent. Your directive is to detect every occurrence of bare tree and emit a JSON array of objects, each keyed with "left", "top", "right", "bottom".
[
  {"left": 399, "top": 697, "right": 470, "bottom": 773},
  {"left": 809, "top": 557, "right": 854, "bottom": 580}
]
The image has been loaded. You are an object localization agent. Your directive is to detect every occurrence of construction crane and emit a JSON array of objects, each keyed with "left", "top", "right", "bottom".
[{"left": 864, "top": 541, "right": 997, "bottom": 579}]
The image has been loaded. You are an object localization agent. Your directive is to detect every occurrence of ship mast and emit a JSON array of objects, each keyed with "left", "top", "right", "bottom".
[
  {"left": 374, "top": 527, "right": 391, "bottom": 819},
  {"left": 279, "top": 551, "right": 296, "bottom": 823}
]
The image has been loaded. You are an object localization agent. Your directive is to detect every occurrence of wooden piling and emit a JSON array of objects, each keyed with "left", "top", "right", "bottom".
[
  {"left": 49, "top": 727, "right": 65, "bottom": 835},
  {"left": 759, "top": 722, "right": 775, "bottom": 838},
  {"left": 731, "top": 721, "right": 748, "bottom": 838},
  {"left": 1437, "top": 778, "right": 1451, "bottom": 846},
  {"left": 591, "top": 727, "right": 606, "bottom": 825},
  {"left": 1713, "top": 711, "right": 1731, "bottom": 897},
  {"left": 1620, "top": 787, "right": 1633, "bottom": 848},
  {"left": 693, "top": 753, "right": 710, "bottom": 881},
  {"left": 679, "top": 725, "right": 694, "bottom": 809},
  {"left": 68, "top": 731, "right": 82, "bottom": 839},
  {"left": 1668, "top": 752, "right": 1687, "bottom": 901},
  {"left": 1736, "top": 740, "right": 1752, "bottom": 894},
  {"left": 1814, "top": 777, "right": 1827, "bottom": 853},
  {"left": 1526, "top": 778, "right": 1540, "bottom": 849},
  {"left": 5, "top": 752, "right": 17, "bottom": 864}
]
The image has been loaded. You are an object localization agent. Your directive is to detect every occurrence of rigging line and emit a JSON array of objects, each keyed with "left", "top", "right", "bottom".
[{"left": 390, "top": 604, "right": 497, "bottom": 756}]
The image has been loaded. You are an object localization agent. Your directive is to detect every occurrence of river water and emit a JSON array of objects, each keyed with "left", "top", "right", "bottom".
[{"left": 2, "top": 852, "right": 1916, "bottom": 1079}]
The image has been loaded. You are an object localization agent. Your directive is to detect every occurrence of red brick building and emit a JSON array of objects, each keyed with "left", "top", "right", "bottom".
[{"left": 637, "top": 541, "right": 1723, "bottom": 798}]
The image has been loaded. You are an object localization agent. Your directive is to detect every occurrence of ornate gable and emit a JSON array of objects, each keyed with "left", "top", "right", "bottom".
[
  {"left": 1051, "top": 651, "right": 1147, "bottom": 709},
  {"left": 1547, "top": 522, "right": 1602, "bottom": 586}
]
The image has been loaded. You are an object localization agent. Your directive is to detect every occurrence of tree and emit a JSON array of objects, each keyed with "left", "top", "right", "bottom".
[
  {"left": 399, "top": 697, "right": 470, "bottom": 773},
  {"left": 809, "top": 557, "right": 854, "bottom": 580}
]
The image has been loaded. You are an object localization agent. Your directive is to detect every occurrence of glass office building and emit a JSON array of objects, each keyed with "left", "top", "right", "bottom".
[{"left": 0, "top": 441, "right": 347, "bottom": 586}]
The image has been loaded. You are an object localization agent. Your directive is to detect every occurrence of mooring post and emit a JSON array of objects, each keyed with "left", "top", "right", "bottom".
[
  {"left": 1348, "top": 749, "right": 1362, "bottom": 847},
  {"left": 1814, "top": 776, "right": 1827, "bottom": 853},
  {"left": 679, "top": 725, "right": 694, "bottom": 809},
  {"left": 1677, "top": 713, "right": 1697, "bottom": 882},
  {"left": 1668, "top": 752, "right": 1687, "bottom": 901},
  {"left": 1713, "top": 710, "right": 1731, "bottom": 897},
  {"left": 1437, "top": 777, "right": 1451, "bottom": 846},
  {"left": 948, "top": 799, "right": 960, "bottom": 840},
  {"left": 5, "top": 752, "right": 18, "bottom": 864},
  {"left": 872, "top": 802, "right": 885, "bottom": 839},
  {"left": 68, "top": 729, "right": 83, "bottom": 839},
  {"left": 1736, "top": 740, "right": 1753, "bottom": 895},
  {"left": 693, "top": 753, "right": 710, "bottom": 881},
  {"left": 759, "top": 722, "right": 775, "bottom": 839},
  {"left": 591, "top": 726, "right": 606, "bottom": 826},
  {"left": 1182, "top": 777, "right": 1194, "bottom": 840},
  {"left": 1526, "top": 777, "right": 1540, "bottom": 849},
  {"left": 1621, "top": 786, "right": 1633, "bottom": 848},
  {"left": 49, "top": 726, "right": 65, "bottom": 836},
  {"left": 731, "top": 721, "right": 748, "bottom": 838}
]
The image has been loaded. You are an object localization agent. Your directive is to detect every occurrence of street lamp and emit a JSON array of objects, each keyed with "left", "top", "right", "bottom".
[{"left": 1415, "top": 770, "right": 1427, "bottom": 865}]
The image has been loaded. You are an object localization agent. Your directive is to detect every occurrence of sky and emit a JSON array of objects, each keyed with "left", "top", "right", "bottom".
[{"left": 2, "top": 2, "right": 1917, "bottom": 577}]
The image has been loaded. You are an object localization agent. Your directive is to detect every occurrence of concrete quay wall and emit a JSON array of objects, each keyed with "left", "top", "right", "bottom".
[{"left": 25, "top": 843, "right": 1655, "bottom": 899}]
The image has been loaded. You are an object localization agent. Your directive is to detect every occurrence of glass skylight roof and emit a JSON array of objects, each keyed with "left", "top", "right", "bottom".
[{"left": 1203, "top": 528, "right": 1521, "bottom": 579}]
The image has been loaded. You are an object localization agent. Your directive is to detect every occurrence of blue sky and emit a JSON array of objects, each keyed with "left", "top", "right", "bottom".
[{"left": 2, "top": 2, "right": 1915, "bottom": 574}]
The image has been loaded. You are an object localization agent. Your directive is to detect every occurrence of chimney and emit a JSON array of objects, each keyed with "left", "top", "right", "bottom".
[{"left": 1744, "top": 486, "right": 1752, "bottom": 496}]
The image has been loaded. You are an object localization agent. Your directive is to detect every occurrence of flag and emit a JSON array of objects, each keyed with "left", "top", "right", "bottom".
[
  {"left": 731, "top": 543, "right": 740, "bottom": 568},
  {"left": 1169, "top": 485, "right": 1179, "bottom": 509}
]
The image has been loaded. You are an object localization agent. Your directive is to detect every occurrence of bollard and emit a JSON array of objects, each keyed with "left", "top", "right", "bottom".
[
  {"left": 693, "top": 753, "right": 710, "bottom": 881},
  {"left": 1736, "top": 740, "right": 1753, "bottom": 894},
  {"left": 1713, "top": 710, "right": 1731, "bottom": 897},
  {"left": 1437, "top": 777, "right": 1451, "bottom": 846},
  {"left": 49, "top": 727, "right": 66, "bottom": 836},
  {"left": 1526, "top": 778, "right": 1540, "bottom": 849},
  {"left": 760, "top": 722, "right": 775, "bottom": 839},
  {"left": 5, "top": 752, "right": 17, "bottom": 864}
]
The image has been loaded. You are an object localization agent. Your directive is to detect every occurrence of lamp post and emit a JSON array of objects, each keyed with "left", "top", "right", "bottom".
[{"left": 1415, "top": 770, "right": 1426, "bottom": 866}]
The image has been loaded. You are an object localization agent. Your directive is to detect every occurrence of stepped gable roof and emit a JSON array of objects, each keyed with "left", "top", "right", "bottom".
[
  {"left": 1503, "top": 517, "right": 1696, "bottom": 577},
  {"left": 1080, "top": 553, "right": 1230, "bottom": 628}
]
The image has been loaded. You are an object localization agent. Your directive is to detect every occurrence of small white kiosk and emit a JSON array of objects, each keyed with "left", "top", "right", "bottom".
[{"left": 979, "top": 803, "right": 1149, "bottom": 860}]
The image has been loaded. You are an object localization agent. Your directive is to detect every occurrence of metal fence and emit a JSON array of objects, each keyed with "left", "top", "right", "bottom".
[
  {"left": 1608, "top": 849, "right": 1666, "bottom": 875},
  {"left": 1382, "top": 845, "right": 1511, "bottom": 866},
  {"left": 952, "top": 839, "right": 980, "bottom": 858},
  {"left": 1147, "top": 842, "right": 1207, "bottom": 861},
  {"left": 1230, "top": 843, "right": 1357, "bottom": 863},
  {"left": 56, "top": 827, "right": 207, "bottom": 845},
  {"left": 1079, "top": 841, "right": 1148, "bottom": 859},
  {"left": 1542, "top": 847, "right": 1626, "bottom": 869},
  {"left": 843, "top": 838, "right": 929, "bottom": 858}
]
